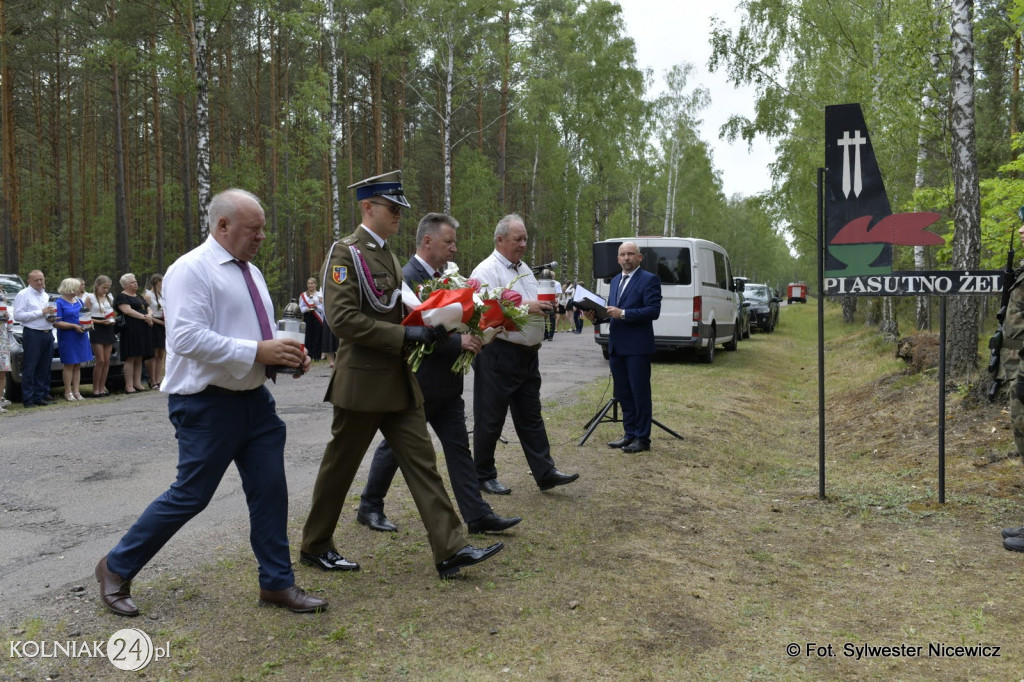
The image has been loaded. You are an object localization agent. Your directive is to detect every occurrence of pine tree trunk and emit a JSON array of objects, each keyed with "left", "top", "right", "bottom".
[
  {"left": 107, "top": 1, "right": 129, "bottom": 274},
  {"left": 0, "top": 0, "right": 15, "bottom": 273},
  {"left": 497, "top": 10, "right": 510, "bottom": 205}
]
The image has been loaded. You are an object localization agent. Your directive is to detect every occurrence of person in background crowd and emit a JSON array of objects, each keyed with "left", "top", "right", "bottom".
[
  {"left": 0, "top": 286, "right": 11, "bottom": 412},
  {"left": 96, "top": 188, "right": 324, "bottom": 617},
  {"left": 54, "top": 278, "right": 94, "bottom": 401},
  {"left": 572, "top": 281, "right": 585, "bottom": 333},
  {"left": 542, "top": 277, "right": 561, "bottom": 341},
  {"left": 469, "top": 214, "right": 580, "bottom": 496},
  {"left": 115, "top": 273, "right": 154, "bottom": 394},
  {"left": 321, "top": 300, "right": 338, "bottom": 369},
  {"left": 144, "top": 273, "right": 166, "bottom": 389},
  {"left": 299, "top": 277, "right": 324, "bottom": 362},
  {"left": 557, "top": 281, "right": 574, "bottom": 333},
  {"left": 84, "top": 275, "right": 116, "bottom": 398},
  {"left": 13, "top": 270, "right": 57, "bottom": 408}
]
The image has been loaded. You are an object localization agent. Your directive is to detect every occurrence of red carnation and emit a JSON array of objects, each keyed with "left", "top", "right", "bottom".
[{"left": 500, "top": 289, "right": 522, "bottom": 306}]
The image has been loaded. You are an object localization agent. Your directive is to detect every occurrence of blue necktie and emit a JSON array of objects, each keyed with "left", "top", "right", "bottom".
[{"left": 616, "top": 274, "right": 629, "bottom": 305}]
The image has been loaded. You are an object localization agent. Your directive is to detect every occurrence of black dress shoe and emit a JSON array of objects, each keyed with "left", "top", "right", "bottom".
[
  {"left": 468, "top": 512, "right": 523, "bottom": 534},
  {"left": 357, "top": 510, "right": 398, "bottom": 533},
  {"left": 300, "top": 549, "right": 360, "bottom": 572},
  {"left": 259, "top": 585, "right": 328, "bottom": 613},
  {"left": 536, "top": 469, "right": 580, "bottom": 491},
  {"left": 480, "top": 478, "right": 511, "bottom": 495},
  {"left": 40, "top": 397, "right": 57, "bottom": 405},
  {"left": 95, "top": 556, "right": 139, "bottom": 617},
  {"left": 436, "top": 543, "right": 504, "bottom": 578},
  {"left": 1003, "top": 526, "right": 1024, "bottom": 539},
  {"left": 607, "top": 435, "right": 633, "bottom": 449},
  {"left": 622, "top": 438, "right": 651, "bottom": 453}
]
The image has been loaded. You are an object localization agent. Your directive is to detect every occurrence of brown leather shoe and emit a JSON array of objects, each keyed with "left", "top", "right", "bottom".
[
  {"left": 95, "top": 556, "right": 139, "bottom": 617},
  {"left": 258, "top": 585, "right": 328, "bottom": 613}
]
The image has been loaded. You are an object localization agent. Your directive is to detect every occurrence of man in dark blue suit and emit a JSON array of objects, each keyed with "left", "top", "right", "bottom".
[
  {"left": 588, "top": 241, "right": 662, "bottom": 453},
  {"left": 356, "top": 213, "right": 522, "bottom": 535}
]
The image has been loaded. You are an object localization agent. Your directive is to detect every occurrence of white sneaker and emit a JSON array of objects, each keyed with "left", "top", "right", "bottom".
[{"left": 0, "top": 398, "right": 10, "bottom": 408}]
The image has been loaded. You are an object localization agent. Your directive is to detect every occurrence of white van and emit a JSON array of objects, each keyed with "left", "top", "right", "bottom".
[{"left": 591, "top": 237, "right": 741, "bottom": 363}]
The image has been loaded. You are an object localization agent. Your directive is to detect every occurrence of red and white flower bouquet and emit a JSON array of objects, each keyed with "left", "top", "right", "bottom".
[{"left": 401, "top": 265, "right": 529, "bottom": 373}]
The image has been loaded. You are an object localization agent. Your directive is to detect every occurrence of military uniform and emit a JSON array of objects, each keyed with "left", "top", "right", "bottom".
[
  {"left": 1005, "top": 266, "right": 1024, "bottom": 455},
  {"left": 300, "top": 225, "right": 467, "bottom": 564}
]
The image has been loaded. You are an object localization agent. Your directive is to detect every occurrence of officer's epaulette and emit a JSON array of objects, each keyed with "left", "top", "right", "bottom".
[{"left": 341, "top": 234, "right": 358, "bottom": 246}]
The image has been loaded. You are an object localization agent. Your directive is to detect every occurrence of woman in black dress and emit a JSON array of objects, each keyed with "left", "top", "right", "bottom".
[
  {"left": 115, "top": 273, "right": 154, "bottom": 393},
  {"left": 84, "top": 275, "right": 117, "bottom": 397}
]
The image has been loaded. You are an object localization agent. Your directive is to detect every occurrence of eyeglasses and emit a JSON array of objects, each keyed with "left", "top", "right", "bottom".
[{"left": 369, "top": 200, "right": 403, "bottom": 216}]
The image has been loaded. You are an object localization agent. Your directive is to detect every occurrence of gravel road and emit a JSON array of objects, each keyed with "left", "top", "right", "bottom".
[{"left": 0, "top": 330, "right": 608, "bottom": 623}]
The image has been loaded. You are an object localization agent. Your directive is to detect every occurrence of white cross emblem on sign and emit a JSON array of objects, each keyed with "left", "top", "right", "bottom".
[{"left": 837, "top": 129, "right": 866, "bottom": 198}]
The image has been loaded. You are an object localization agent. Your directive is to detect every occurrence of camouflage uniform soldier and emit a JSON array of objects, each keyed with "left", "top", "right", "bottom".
[
  {"left": 1005, "top": 264, "right": 1024, "bottom": 458},
  {"left": 1002, "top": 228, "right": 1024, "bottom": 552}
]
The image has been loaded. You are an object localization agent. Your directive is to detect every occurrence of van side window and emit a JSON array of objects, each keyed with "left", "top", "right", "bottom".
[
  {"left": 643, "top": 247, "right": 691, "bottom": 285},
  {"left": 713, "top": 251, "right": 729, "bottom": 289}
]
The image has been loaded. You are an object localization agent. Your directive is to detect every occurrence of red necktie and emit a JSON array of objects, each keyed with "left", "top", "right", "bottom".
[{"left": 235, "top": 260, "right": 274, "bottom": 340}]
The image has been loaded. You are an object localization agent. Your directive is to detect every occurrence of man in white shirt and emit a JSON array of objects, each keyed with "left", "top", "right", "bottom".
[
  {"left": 12, "top": 270, "right": 57, "bottom": 407},
  {"left": 470, "top": 213, "right": 580, "bottom": 496},
  {"left": 95, "top": 189, "right": 326, "bottom": 617}
]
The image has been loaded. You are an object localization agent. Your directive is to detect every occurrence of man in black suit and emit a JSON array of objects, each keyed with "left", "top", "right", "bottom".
[
  {"left": 586, "top": 241, "right": 662, "bottom": 452},
  {"left": 357, "top": 213, "right": 522, "bottom": 535}
]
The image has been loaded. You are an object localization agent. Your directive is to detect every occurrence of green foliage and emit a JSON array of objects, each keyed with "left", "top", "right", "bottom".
[{"left": 0, "top": 0, "right": 793, "bottom": 305}]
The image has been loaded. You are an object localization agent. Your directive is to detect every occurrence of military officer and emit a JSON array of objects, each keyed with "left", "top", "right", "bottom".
[{"left": 300, "top": 172, "right": 503, "bottom": 578}]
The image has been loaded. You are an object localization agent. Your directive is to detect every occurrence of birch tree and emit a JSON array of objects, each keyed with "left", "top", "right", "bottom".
[{"left": 949, "top": 0, "right": 982, "bottom": 376}]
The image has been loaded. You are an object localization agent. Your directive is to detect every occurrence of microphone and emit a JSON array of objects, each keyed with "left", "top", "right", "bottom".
[{"left": 531, "top": 261, "right": 558, "bottom": 273}]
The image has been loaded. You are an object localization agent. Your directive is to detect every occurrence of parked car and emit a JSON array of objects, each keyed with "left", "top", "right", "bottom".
[
  {"left": 736, "top": 290, "right": 752, "bottom": 339},
  {"left": 745, "top": 283, "right": 780, "bottom": 333},
  {"left": 4, "top": 292, "right": 125, "bottom": 401},
  {"left": 0, "top": 273, "right": 25, "bottom": 289}
]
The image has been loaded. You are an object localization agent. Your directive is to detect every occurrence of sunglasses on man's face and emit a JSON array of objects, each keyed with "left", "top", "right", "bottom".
[{"left": 369, "top": 201, "right": 403, "bottom": 216}]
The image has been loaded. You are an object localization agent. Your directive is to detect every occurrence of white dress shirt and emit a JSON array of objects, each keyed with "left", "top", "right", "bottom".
[
  {"left": 160, "top": 235, "right": 274, "bottom": 394},
  {"left": 470, "top": 250, "right": 544, "bottom": 346},
  {"left": 13, "top": 286, "right": 53, "bottom": 331}
]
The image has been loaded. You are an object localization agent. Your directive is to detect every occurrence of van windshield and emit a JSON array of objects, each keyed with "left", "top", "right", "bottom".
[{"left": 641, "top": 247, "right": 691, "bottom": 285}]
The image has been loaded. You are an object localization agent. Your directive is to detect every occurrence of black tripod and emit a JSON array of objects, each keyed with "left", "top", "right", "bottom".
[{"left": 578, "top": 397, "right": 684, "bottom": 446}]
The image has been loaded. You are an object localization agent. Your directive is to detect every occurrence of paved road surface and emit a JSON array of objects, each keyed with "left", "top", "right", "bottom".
[{"left": 0, "top": 330, "right": 608, "bottom": 622}]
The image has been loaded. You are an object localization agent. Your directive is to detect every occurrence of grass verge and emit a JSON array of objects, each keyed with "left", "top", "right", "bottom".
[{"left": 4, "top": 302, "right": 1024, "bottom": 680}]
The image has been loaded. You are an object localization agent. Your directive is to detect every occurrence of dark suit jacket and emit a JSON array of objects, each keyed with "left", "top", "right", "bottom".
[
  {"left": 322, "top": 226, "right": 422, "bottom": 412},
  {"left": 403, "top": 257, "right": 466, "bottom": 400},
  {"left": 607, "top": 268, "right": 662, "bottom": 356}
]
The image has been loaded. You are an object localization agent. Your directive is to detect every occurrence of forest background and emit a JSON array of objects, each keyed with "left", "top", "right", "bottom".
[{"left": 0, "top": 0, "right": 1022, "bottom": 374}]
